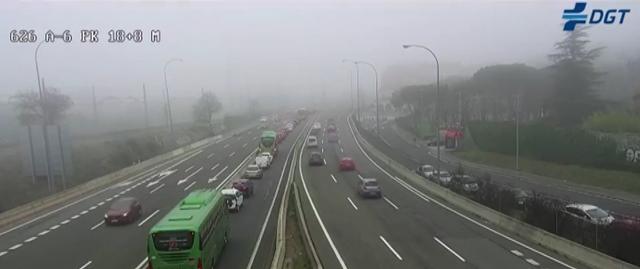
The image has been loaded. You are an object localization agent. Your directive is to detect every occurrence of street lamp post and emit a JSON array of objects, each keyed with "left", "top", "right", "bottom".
[
  {"left": 402, "top": 44, "right": 441, "bottom": 174},
  {"left": 355, "top": 61, "right": 380, "bottom": 135},
  {"left": 342, "top": 59, "right": 360, "bottom": 121},
  {"left": 163, "top": 58, "right": 183, "bottom": 134},
  {"left": 34, "top": 40, "right": 55, "bottom": 191}
]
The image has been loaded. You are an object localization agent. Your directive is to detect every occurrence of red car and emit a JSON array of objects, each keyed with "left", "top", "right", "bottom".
[
  {"left": 232, "top": 178, "right": 255, "bottom": 198},
  {"left": 339, "top": 157, "right": 356, "bottom": 171},
  {"left": 104, "top": 197, "right": 142, "bottom": 225}
]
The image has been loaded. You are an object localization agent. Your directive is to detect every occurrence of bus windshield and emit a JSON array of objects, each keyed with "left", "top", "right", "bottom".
[{"left": 153, "top": 231, "right": 194, "bottom": 251}]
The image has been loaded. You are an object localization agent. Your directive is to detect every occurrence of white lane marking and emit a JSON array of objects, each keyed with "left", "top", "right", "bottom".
[
  {"left": 90, "top": 220, "right": 105, "bottom": 231},
  {"left": 71, "top": 214, "right": 80, "bottom": 219},
  {"left": 214, "top": 151, "right": 256, "bottom": 191},
  {"left": 383, "top": 196, "right": 400, "bottom": 210},
  {"left": 209, "top": 166, "right": 228, "bottom": 183},
  {"left": 321, "top": 147, "right": 324, "bottom": 153},
  {"left": 38, "top": 230, "right": 50, "bottom": 236},
  {"left": 61, "top": 219, "right": 70, "bottom": 225},
  {"left": 97, "top": 202, "right": 105, "bottom": 206},
  {"left": 113, "top": 194, "right": 120, "bottom": 198},
  {"left": 229, "top": 151, "right": 236, "bottom": 157},
  {"left": 379, "top": 236, "right": 403, "bottom": 261},
  {"left": 224, "top": 144, "right": 230, "bottom": 148},
  {"left": 185, "top": 165, "right": 194, "bottom": 173},
  {"left": 331, "top": 174, "right": 338, "bottom": 183},
  {"left": 184, "top": 181, "right": 197, "bottom": 191},
  {"left": 348, "top": 116, "right": 579, "bottom": 269},
  {"left": 90, "top": 205, "right": 98, "bottom": 210},
  {"left": 9, "top": 243, "right": 22, "bottom": 250},
  {"left": 134, "top": 257, "right": 148, "bottom": 269},
  {"left": 106, "top": 197, "right": 113, "bottom": 202},
  {"left": 357, "top": 174, "right": 364, "bottom": 180},
  {"left": 79, "top": 261, "right": 92, "bottom": 269},
  {"left": 177, "top": 167, "right": 203, "bottom": 185},
  {"left": 207, "top": 153, "right": 215, "bottom": 159},
  {"left": 138, "top": 209, "right": 160, "bottom": 227},
  {"left": 434, "top": 237, "right": 466, "bottom": 262},
  {"left": 50, "top": 225, "right": 60, "bottom": 230},
  {"left": 210, "top": 163, "right": 220, "bottom": 171},
  {"left": 243, "top": 143, "right": 248, "bottom": 148},
  {"left": 80, "top": 210, "right": 89, "bottom": 215},
  {"left": 24, "top": 236, "right": 37, "bottom": 243},
  {"left": 246, "top": 124, "right": 305, "bottom": 269},
  {"left": 150, "top": 183, "right": 165, "bottom": 194},
  {"left": 346, "top": 197, "right": 358, "bottom": 211},
  {"left": 299, "top": 123, "right": 348, "bottom": 269},
  {"left": 511, "top": 250, "right": 523, "bottom": 257},
  {"left": 340, "top": 147, "right": 344, "bottom": 153},
  {"left": 526, "top": 259, "right": 540, "bottom": 266},
  {"left": 323, "top": 159, "right": 327, "bottom": 165},
  {"left": 0, "top": 251, "right": 7, "bottom": 257}
]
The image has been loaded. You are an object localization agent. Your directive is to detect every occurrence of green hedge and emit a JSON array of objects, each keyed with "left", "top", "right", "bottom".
[{"left": 467, "top": 121, "right": 632, "bottom": 171}]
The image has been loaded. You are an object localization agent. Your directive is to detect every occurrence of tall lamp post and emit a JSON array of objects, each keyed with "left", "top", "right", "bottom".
[
  {"left": 342, "top": 59, "right": 360, "bottom": 121},
  {"left": 163, "top": 58, "right": 183, "bottom": 134},
  {"left": 341, "top": 61, "right": 355, "bottom": 113},
  {"left": 402, "top": 44, "right": 441, "bottom": 174},
  {"left": 34, "top": 40, "right": 55, "bottom": 191},
  {"left": 354, "top": 61, "right": 380, "bottom": 135}
]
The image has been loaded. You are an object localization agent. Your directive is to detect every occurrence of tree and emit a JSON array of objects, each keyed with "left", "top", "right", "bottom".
[
  {"left": 193, "top": 91, "right": 222, "bottom": 128},
  {"left": 547, "top": 27, "right": 604, "bottom": 125}
]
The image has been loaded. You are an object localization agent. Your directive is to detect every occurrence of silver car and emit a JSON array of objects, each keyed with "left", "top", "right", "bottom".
[
  {"left": 243, "top": 164, "right": 263, "bottom": 179},
  {"left": 564, "top": 204, "right": 614, "bottom": 226}
]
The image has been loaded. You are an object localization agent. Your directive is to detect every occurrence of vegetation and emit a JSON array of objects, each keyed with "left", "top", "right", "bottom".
[
  {"left": 584, "top": 111, "right": 640, "bottom": 133},
  {"left": 192, "top": 91, "right": 222, "bottom": 128}
]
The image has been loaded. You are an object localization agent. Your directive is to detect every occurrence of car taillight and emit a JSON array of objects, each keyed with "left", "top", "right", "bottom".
[{"left": 197, "top": 258, "right": 203, "bottom": 269}]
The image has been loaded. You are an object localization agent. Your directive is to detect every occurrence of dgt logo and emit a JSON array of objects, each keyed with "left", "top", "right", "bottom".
[{"left": 562, "top": 2, "right": 631, "bottom": 31}]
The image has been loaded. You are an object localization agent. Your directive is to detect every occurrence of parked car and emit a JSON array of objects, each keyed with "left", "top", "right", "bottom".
[
  {"left": 222, "top": 188, "right": 244, "bottom": 212},
  {"left": 339, "top": 157, "right": 356, "bottom": 171},
  {"left": 513, "top": 188, "right": 533, "bottom": 209},
  {"left": 415, "top": 164, "right": 435, "bottom": 179},
  {"left": 232, "top": 178, "right": 254, "bottom": 198},
  {"left": 564, "top": 204, "right": 614, "bottom": 226},
  {"left": 358, "top": 178, "right": 382, "bottom": 198},
  {"left": 307, "top": 136, "right": 319, "bottom": 147},
  {"left": 309, "top": 151, "right": 324, "bottom": 166},
  {"left": 435, "top": 171, "right": 452, "bottom": 186},
  {"left": 104, "top": 197, "right": 142, "bottom": 225},
  {"left": 243, "top": 164, "right": 263, "bottom": 179},
  {"left": 451, "top": 175, "right": 480, "bottom": 193}
]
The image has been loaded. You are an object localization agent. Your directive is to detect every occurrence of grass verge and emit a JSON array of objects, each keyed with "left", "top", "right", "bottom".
[
  {"left": 453, "top": 150, "right": 640, "bottom": 196},
  {"left": 283, "top": 189, "right": 312, "bottom": 269}
]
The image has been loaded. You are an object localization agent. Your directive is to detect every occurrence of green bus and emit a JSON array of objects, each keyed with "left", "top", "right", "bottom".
[
  {"left": 147, "top": 189, "right": 229, "bottom": 269},
  {"left": 258, "top": 130, "right": 278, "bottom": 156}
]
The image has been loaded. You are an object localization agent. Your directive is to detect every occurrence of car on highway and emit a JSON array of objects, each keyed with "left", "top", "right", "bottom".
[
  {"left": 243, "top": 164, "right": 263, "bottom": 179},
  {"left": 309, "top": 151, "right": 324, "bottom": 166},
  {"left": 564, "top": 204, "right": 615, "bottom": 226},
  {"left": 285, "top": 122, "right": 294, "bottom": 132},
  {"left": 327, "top": 123, "right": 337, "bottom": 132},
  {"left": 232, "top": 178, "right": 254, "bottom": 198},
  {"left": 327, "top": 132, "right": 339, "bottom": 143},
  {"left": 415, "top": 164, "right": 435, "bottom": 179},
  {"left": 222, "top": 188, "right": 244, "bottom": 212},
  {"left": 307, "top": 136, "right": 319, "bottom": 147},
  {"left": 311, "top": 122, "right": 322, "bottom": 135},
  {"left": 256, "top": 152, "right": 273, "bottom": 169},
  {"left": 339, "top": 157, "right": 356, "bottom": 171},
  {"left": 435, "top": 171, "right": 452, "bottom": 186},
  {"left": 104, "top": 197, "right": 142, "bottom": 225},
  {"left": 358, "top": 177, "right": 382, "bottom": 198}
]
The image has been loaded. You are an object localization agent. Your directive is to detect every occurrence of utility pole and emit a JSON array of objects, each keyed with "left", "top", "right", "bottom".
[
  {"left": 41, "top": 78, "right": 54, "bottom": 192},
  {"left": 143, "top": 83, "right": 149, "bottom": 128},
  {"left": 515, "top": 94, "right": 520, "bottom": 172}
]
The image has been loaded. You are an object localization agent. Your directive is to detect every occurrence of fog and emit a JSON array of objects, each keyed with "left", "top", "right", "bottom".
[{"left": 1, "top": 0, "right": 639, "bottom": 139}]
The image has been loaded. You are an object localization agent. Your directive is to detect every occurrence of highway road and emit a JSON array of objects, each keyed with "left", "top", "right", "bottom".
[
  {"left": 0, "top": 119, "right": 308, "bottom": 269},
  {"left": 373, "top": 117, "right": 640, "bottom": 216},
  {"left": 295, "top": 112, "right": 582, "bottom": 269}
]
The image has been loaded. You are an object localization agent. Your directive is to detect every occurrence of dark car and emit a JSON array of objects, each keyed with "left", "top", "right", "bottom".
[
  {"left": 309, "top": 152, "right": 324, "bottom": 166},
  {"left": 232, "top": 178, "right": 255, "bottom": 198},
  {"left": 358, "top": 178, "right": 382, "bottom": 198},
  {"left": 451, "top": 175, "right": 479, "bottom": 193},
  {"left": 339, "top": 157, "right": 355, "bottom": 171},
  {"left": 104, "top": 197, "right": 142, "bottom": 225}
]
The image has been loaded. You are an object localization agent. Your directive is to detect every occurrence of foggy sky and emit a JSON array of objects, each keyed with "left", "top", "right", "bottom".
[{"left": 1, "top": 0, "right": 639, "bottom": 108}]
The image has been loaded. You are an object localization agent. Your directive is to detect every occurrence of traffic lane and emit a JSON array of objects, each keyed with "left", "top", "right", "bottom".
[
  {"left": 344, "top": 117, "right": 580, "bottom": 269},
  {"left": 379, "top": 122, "right": 640, "bottom": 215}
]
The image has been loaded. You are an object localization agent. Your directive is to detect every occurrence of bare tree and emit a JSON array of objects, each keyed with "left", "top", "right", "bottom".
[{"left": 193, "top": 91, "right": 222, "bottom": 129}]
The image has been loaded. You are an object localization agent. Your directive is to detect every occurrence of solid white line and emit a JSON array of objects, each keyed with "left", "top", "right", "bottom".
[
  {"left": 511, "top": 250, "right": 524, "bottom": 257},
  {"left": 9, "top": 243, "right": 22, "bottom": 250},
  {"left": 24, "top": 236, "right": 37, "bottom": 243},
  {"left": 38, "top": 230, "right": 50, "bottom": 236},
  {"left": 184, "top": 181, "right": 197, "bottom": 191},
  {"left": 61, "top": 219, "right": 70, "bottom": 225},
  {"left": 330, "top": 174, "right": 338, "bottom": 183},
  {"left": 229, "top": 151, "right": 236, "bottom": 157},
  {"left": 210, "top": 163, "right": 220, "bottom": 171},
  {"left": 379, "top": 236, "right": 403, "bottom": 261},
  {"left": 383, "top": 197, "right": 400, "bottom": 210},
  {"left": 138, "top": 210, "right": 160, "bottom": 227},
  {"left": 214, "top": 152, "right": 256, "bottom": 190},
  {"left": 434, "top": 237, "right": 466, "bottom": 262},
  {"left": 50, "top": 225, "right": 60, "bottom": 230},
  {"left": 79, "top": 260, "right": 92, "bottom": 269},
  {"left": 526, "top": 258, "right": 540, "bottom": 266},
  {"left": 90, "top": 220, "right": 105, "bottom": 231},
  {"left": 134, "top": 257, "right": 148, "bottom": 269},
  {"left": 298, "top": 125, "right": 348, "bottom": 269},
  {"left": 346, "top": 197, "right": 358, "bottom": 210},
  {"left": 185, "top": 165, "right": 194, "bottom": 173},
  {"left": 150, "top": 183, "right": 165, "bottom": 194}
]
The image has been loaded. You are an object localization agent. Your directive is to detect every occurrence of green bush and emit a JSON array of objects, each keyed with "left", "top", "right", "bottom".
[{"left": 584, "top": 111, "right": 640, "bottom": 133}]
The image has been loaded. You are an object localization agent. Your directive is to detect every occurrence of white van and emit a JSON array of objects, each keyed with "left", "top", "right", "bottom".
[
  {"left": 221, "top": 188, "right": 244, "bottom": 212},
  {"left": 307, "top": 136, "right": 319, "bottom": 148}
]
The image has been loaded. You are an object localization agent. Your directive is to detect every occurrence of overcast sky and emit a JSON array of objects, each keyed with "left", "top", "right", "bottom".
[{"left": 1, "top": 0, "right": 639, "bottom": 106}]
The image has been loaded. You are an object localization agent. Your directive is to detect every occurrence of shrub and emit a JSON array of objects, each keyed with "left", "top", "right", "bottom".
[{"left": 584, "top": 111, "right": 640, "bottom": 133}]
